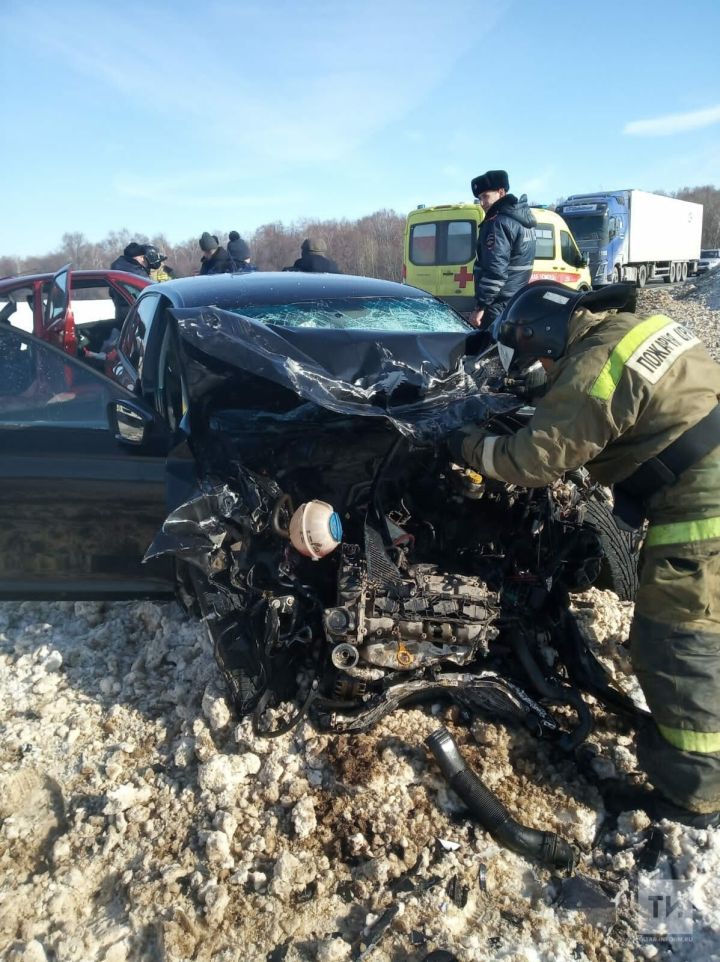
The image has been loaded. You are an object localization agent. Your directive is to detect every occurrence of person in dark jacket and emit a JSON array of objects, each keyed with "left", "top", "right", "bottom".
[
  {"left": 199, "top": 232, "right": 232, "bottom": 275},
  {"left": 109, "top": 242, "right": 149, "bottom": 322},
  {"left": 227, "top": 231, "right": 256, "bottom": 272},
  {"left": 468, "top": 169, "right": 536, "bottom": 331},
  {"left": 292, "top": 238, "right": 341, "bottom": 273},
  {"left": 110, "top": 241, "right": 150, "bottom": 278}
]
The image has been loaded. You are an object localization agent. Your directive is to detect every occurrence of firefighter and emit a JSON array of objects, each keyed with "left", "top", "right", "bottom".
[
  {"left": 449, "top": 281, "right": 720, "bottom": 824},
  {"left": 144, "top": 245, "right": 172, "bottom": 283}
]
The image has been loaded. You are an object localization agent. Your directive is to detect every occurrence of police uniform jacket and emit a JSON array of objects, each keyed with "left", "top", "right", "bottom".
[{"left": 473, "top": 194, "right": 536, "bottom": 314}]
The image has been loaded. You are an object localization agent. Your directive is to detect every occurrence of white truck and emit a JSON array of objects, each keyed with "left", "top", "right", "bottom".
[{"left": 556, "top": 189, "right": 703, "bottom": 287}]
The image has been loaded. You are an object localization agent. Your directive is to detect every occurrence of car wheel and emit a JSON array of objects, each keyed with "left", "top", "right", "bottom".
[
  {"left": 669, "top": 262, "right": 677, "bottom": 284},
  {"left": 636, "top": 264, "right": 647, "bottom": 288},
  {"left": 681, "top": 262, "right": 688, "bottom": 281},
  {"left": 583, "top": 497, "right": 639, "bottom": 601},
  {"left": 611, "top": 266, "right": 620, "bottom": 284}
]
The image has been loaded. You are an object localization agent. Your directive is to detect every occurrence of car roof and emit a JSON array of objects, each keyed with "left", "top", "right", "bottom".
[
  {"left": 0, "top": 269, "right": 148, "bottom": 288},
  {"left": 153, "top": 271, "right": 435, "bottom": 309}
]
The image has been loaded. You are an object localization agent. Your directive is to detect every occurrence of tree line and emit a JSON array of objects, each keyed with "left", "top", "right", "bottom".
[
  {"left": 1, "top": 186, "right": 718, "bottom": 283},
  {"left": 0, "top": 210, "right": 407, "bottom": 282}
]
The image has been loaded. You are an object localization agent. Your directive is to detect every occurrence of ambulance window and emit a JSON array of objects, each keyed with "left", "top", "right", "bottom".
[
  {"left": 560, "top": 230, "right": 579, "bottom": 265},
  {"left": 410, "top": 224, "right": 437, "bottom": 265},
  {"left": 447, "top": 222, "right": 474, "bottom": 263},
  {"left": 535, "top": 225, "right": 555, "bottom": 260}
]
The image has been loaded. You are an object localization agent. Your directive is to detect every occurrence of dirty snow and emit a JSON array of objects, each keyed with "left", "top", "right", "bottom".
[{"left": 2, "top": 275, "right": 720, "bottom": 962}]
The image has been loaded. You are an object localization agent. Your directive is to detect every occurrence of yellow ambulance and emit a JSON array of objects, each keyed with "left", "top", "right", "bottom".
[{"left": 403, "top": 203, "right": 592, "bottom": 315}]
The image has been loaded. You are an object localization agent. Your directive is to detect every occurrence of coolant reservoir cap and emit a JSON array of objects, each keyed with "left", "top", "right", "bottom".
[{"left": 289, "top": 500, "right": 343, "bottom": 561}]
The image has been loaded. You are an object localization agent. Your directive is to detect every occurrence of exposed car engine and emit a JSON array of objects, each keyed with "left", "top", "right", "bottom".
[
  {"left": 157, "top": 414, "right": 636, "bottom": 747},
  {"left": 147, "top": 308, "right": 641, "bottom": 757}
]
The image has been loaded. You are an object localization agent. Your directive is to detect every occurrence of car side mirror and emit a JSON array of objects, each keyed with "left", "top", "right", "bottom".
[
  {"left": 108, "top": 399, "right": 155, "bottom": 446},
  {"left": 576, "top": 253, "right": 587, "bottom": 268}
]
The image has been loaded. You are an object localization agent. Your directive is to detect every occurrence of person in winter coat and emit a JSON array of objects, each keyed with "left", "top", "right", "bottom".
[
  {"left": 110, "top": 241, "right": 150, "bottom": 278},
  {"left": 109, "top": 242, "right": 150, "bottom": 321},
  {"left": 468, "top": 169, "right": 536, "bottom": 331},
  {"left": 227, "top": 231, "right": 256, "bottom": 272},
  {"left": 449, "top": 281, "right": 720, "bottom": 825},
  {"left": 198, "top": 232, "right": 231, "bottom": 275},
  {"left": 291, "top": 238, "right": 341, "bottom": 274}
]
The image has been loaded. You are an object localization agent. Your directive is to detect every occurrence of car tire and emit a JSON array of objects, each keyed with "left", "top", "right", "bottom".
[
  {"left": 636, "top": 264, "right": 647, "bottom": 288},
  {"left": 681, "top": 262, "right": 688, "bottom": 281},
  {"left": 583, "top": 497, "right": 639, "bottom": 601},
  {"left": 611, "top": 266, "right": 620, "bottom": 284}
]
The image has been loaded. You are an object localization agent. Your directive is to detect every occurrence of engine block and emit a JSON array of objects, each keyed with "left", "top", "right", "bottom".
[{"left": 323, "top": 544, "right": 500, "bottom": 671}]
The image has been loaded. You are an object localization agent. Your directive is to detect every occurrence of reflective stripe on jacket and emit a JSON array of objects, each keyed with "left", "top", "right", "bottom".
[{"left": 461, "top": 309, "right": 720, "bottom": 524}]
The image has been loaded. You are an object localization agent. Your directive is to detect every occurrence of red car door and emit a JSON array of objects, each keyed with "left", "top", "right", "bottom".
[{"left": 42, "top": 263, "right": 79, "bottom": 355}]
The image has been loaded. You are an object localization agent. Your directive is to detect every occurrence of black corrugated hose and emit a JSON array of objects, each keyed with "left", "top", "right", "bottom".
[{"left": 426, "top": 727, "right": 577, "bottom": 871}]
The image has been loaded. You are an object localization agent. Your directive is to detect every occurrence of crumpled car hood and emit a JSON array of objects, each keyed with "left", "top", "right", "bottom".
[{"left": 170, "top": 308, "right": 520, "bottom": 438}]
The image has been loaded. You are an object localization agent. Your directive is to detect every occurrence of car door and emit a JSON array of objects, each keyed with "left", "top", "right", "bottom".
[
  {"left": 41, "top": 263, "right": 76, "bottom": 354},
  {"left": 0, "top": 322, "right": 175, "bottom": 599}
]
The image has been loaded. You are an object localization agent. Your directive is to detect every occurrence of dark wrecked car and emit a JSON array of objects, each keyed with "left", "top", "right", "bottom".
[{"left": 0, "top": 271, "right": 640, "bottom": 854}]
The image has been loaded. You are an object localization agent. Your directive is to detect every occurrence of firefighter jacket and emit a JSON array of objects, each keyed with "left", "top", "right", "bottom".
[
  {"left": 460, "top": 308, "right": 720, "bottom": 527},
  {"left": 149, "top": 266, "right": 172, "bottom": 283},
  {"left": 472, "top": 193, "right": 536, "bottom": 314}
]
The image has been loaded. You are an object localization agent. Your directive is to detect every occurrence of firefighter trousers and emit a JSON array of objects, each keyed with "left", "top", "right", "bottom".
[{"left": 630, "top": 527, "right": 720, "bottom": 813}]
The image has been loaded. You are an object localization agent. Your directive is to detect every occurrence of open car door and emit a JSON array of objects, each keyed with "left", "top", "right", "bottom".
[
  {"left": 42, "top": 263, "right": 78, "bottom": 355},
  {"left": 0, "top": 323, "right": 175, "bottom": 600}
]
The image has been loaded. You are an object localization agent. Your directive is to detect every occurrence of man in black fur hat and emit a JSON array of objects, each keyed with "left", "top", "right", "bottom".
[{"left": 468, "top": 169, "right": 536, "bottom": 331}]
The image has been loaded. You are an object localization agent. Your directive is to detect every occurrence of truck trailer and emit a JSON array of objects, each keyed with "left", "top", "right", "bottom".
[{"left": 556, "top": 189, "right": 703, "bottom": 288}]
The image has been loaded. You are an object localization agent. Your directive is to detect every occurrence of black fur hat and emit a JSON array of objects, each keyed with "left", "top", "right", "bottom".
[{"left": 471, "top": 169, "right": 510, "bottom": 197}]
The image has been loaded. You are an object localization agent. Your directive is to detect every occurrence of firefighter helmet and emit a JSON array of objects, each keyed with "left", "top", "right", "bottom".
[
  {"left": 143, "top": 245, "right": 166, "bottom": 270},
  {"left": 495, "top": 282, "right": 637, "bottom": 372}
]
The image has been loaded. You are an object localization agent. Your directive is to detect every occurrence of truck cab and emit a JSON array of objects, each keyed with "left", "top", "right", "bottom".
[
  {"left": 403, "top": 203, "right": 591, "bottom": 316},
  {"left": 556, "top": 194, "right": 628, "bottom": 287},
  {"left": 557, "top": 190, "right": 703, "bottom": 288}
]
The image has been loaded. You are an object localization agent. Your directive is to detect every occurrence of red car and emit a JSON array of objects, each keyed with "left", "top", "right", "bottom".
[{"left": 0, "top": 265, "right": 150, "bottom": 357}]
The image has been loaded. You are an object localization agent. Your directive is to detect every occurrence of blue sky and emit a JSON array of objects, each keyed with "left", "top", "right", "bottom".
[{"left": 1, "top": 0, "right": 718, "bottom": 257}]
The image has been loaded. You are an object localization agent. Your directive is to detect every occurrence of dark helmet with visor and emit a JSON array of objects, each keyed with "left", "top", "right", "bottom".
[
  {"left": 143, "top": 245, "right": 166, "bottom": 270},
  {"left": 495, "top": 281, "right": 636, "bottom": 373}
]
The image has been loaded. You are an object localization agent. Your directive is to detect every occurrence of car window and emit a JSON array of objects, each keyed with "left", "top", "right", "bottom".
[
  {"left": 44, "top": 269, "right": 71, "bottom": 334},
  {"left": 409, "top": 221, "right": 475, "bottom": 266},
  {"left": 114, "top": 279, "right": 145, "bottom": 303},
  {"left": 118, "top": 293, "right": 161, "bottom": 374},
  {"left": 233, "top": 295, "right": 469, "bottom": 332},
  {"left": 157, "top": 321, "right": 188, "bottom": 430},
  {"left": 0, "top": 284, "right": 35, "bottom": 333},
  {"left": 560, "top": 230, "right": 579, "bottom": 265},
  {"left": 0, "top": 326, "right": 114, "bottom": 428},
  {"left": 66, "top": 279, "right": 117, "bottom": 326},
  {"left": 409, "top": 223, "right": 436, "bottom": 265},
  {"left": 446, "top": 221, "right": 475, "bottom": 263},
  {"left": 534, "top": 224, "right": 555, "bottom": 260}
]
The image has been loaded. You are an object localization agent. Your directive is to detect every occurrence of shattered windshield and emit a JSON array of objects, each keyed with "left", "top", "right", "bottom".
[{"left": 231, "top": 295, "right": 468, "bottom": 332}]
